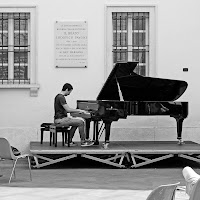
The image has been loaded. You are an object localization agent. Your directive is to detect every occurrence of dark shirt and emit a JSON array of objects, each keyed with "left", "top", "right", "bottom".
[{"left": 54, "top": 94, "right": 68, "bottom": 119}]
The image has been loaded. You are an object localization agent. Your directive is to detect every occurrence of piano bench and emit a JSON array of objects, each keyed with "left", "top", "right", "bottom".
[
  {"left": 49, "top": 124, "right": 71, "bottom": 147},
  {"left": 40, "top": 123, "right": 52, "bottom": 144}
]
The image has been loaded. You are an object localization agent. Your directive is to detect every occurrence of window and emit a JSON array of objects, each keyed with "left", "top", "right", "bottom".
[
  {"left": 0, "top": 6, "right": 39, "bottom": 96},
  {"left": 0, "top": 13, "right": 30, "bottom": 83},
  {"left": 112, "top": 12, "right": 149, "bottom": 75},
  {"left": 105, "top": 5, "right": 156, "bottom": 78}
]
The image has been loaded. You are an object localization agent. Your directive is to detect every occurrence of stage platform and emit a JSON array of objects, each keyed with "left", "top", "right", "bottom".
[{"left": 30, "top": 141, "right": 200, "bottom": 169}]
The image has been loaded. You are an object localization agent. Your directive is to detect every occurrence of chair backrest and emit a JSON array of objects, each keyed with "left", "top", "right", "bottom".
[
  {"left": 0, "top": 138, "right": 16, "bottom": 160},
  {"left": 189, "top": 178, "right": 200, "bottom": 200},
  {"left": 146, "top": 182, "right": 180, "bottom": 200}
]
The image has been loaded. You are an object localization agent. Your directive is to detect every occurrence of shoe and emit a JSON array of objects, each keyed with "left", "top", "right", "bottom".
[
  {"left": 85, "top": 138, "right": 93, "bottom": 142},
  {"left": 65, "top": 142, "right": 77, "bottom": 147},
  {"left": 81, "top": 140, "right": 94, "bottom": 147}
]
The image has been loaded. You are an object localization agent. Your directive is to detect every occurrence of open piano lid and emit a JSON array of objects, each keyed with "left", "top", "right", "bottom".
[{"left": 97, "top": 62, "right": 188, "bottom": 101}]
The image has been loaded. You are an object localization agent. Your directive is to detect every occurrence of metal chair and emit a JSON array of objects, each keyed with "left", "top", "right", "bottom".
[
  {"left": 189, "top": 179, "right": 200, "bottom": 200},
  {"left": 146, "top": 182, "right": 180, "bottom": 200},
  {"left": 0, "top": 137, "right": 32, "bottom": 183}
]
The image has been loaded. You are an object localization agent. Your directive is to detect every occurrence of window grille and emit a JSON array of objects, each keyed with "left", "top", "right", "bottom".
[
  {"left": 112, "top": 12, "right": 149, "bottom": 76},
  {"left": 0, "top": 12, "right": 30, "bottom": 84}
]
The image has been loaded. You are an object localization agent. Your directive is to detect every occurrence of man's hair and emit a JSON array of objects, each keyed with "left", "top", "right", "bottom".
[{"left": 62, "top": 83, "right": 73, "bottom": 91}]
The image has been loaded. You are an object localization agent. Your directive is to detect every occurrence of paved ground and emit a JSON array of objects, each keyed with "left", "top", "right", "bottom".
[{"left": 0, "top": 156, "right": 199, "bottom": 199}]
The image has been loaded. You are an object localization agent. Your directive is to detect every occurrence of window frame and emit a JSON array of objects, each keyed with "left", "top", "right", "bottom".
[
  {"left": 105, "top": 4, "right": 157, "bottom": 79},
  {"left": 0, "top": 6, "right": 39, "bottom": 96}
]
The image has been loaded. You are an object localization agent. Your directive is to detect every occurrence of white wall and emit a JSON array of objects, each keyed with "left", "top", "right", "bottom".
[{"left": 0, "top": 0, "right": 200, "bottom": 153}]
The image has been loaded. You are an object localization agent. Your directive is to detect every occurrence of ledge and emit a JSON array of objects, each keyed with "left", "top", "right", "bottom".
[{"left": 0, "top": 84, "right": 40, "bottom": 97}]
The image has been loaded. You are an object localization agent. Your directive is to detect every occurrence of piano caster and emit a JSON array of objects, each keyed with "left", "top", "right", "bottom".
[
  {"left": 102, "top": 142, "right": 109, "bottom": 149},
  {"left": 178, "top": 139, "right": 184, "bottom": 145}
]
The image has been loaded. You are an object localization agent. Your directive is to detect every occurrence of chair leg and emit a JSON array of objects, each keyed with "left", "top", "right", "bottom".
[
  {"left": 65, "top": 132, "right": 67, "bottom": 144},
  {"left": 9, "top": 156, "right": 32, "bottom": 183},
  {"left": 62, "top": 132, "right": 64, "bottom": 146},
  {"left": 41, "top": 128, "right": 44, "bottom": 144},
  {"left": 27, "top": 156, "right": 32, "bottom": 181},
  {"left": 53, "top": 131, "right": 55, "bottom": 144},
  {"left": 67, "top": 131, "right": 70, "bottom": 147},
  {"left": 9, "top": 159, "right": 18, "bottom": 183},
  {"left": 50, "top": 132, "right": 52, "bottom": 146},
  {"left": 54, "top": 132, "right": 57, "bottom": 147},
  {"left": 64, "top": 131, "right": 70, "bottom": 147}
]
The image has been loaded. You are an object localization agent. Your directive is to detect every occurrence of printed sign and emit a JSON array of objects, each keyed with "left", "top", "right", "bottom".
[{"left": 55, "top": 21, "right": 88, "bottom": 67}]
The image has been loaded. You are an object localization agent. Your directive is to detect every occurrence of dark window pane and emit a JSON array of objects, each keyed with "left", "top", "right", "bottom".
[
  {"left": 0, "top": 19, "right": 8, "bottom": 30},
  {"left": 0, "top": 33, "right": 8, "bottom": 46},
  {"left": 14, "top": 65, "right": 28, "bottom": 79},
  {"left": 14, "top": 33, "right": 28, "bottom": 46},
  {"left": 13, "top": 13, "right": 30, "bottom": 20},
  {"left": 0, "top": 65, "right": 8, "bottom": 79},
  {"left": 133, "top": 33, "right": 145, "bottom": 47},
  {"left": 14, "top": 19, "right": 28, "bottom": 31},
  {"left": 0, "top": 13, "right": 9, "bottom": 19},
  {"left": 132, "top": 50, "right": 146, "bottom": 63},
  {"left": 112, "top": 12, "right": 127, "bottom": 30},
  {"left": 133, "top": 17, "right": 146, "bottom": 30},
  {"left": 14, "top": 51, "right": 28, "bottom": 63},
  {"left": 0, "top": 50, "right": 8, "bottom": 63},
  {"left": 113, "top": 49, "right": 127, "bottom": 63},
  {"left": 113, "top": 32, "right": 127, "bottom": 47}
]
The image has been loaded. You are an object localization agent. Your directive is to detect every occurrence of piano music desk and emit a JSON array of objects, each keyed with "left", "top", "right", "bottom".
[{"left": 30, "top": 140, "right": 200, "bottom": 169}]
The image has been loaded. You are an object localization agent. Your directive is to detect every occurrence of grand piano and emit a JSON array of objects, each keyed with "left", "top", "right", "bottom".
[{"left": 76, "top": 62, "right": 188, "bottom": 148}]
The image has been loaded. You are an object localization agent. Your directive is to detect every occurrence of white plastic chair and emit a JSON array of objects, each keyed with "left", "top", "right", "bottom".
[
  {"left": 0, "top": 137, "right": 32, "bottom": 183},
  {"left": 146, "top": 182, "right": 180, "bottom": 200},
  {"left": 189, "top": 178, "right": 200, "bottom": 200}
]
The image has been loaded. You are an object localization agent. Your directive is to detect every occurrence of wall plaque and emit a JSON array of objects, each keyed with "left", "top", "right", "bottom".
[{"left": 55, "top": 21, "right": 88, "bottom": 67}]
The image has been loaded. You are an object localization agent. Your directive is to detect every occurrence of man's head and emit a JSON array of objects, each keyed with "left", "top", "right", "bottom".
[{"left": 62, "top": 83, "right": 73, "bottom": 96}]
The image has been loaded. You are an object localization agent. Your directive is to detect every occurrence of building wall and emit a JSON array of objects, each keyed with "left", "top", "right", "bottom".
[{"left": 0, "top": 0, "right": 200, "bottom": 153}]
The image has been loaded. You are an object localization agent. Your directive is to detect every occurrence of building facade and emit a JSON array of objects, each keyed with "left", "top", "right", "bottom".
[{"left": 0, "top": 0, "right": 199, "bottom": 153}]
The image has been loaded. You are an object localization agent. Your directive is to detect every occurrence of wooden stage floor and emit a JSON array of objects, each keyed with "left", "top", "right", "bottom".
[{"left": 30, "top": 141, "right": 200, "bottom": 169}]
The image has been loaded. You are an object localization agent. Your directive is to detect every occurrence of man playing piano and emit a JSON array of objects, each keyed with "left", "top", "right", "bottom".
[
  {"left": 54, "top": 83, "right": 94, "bottom": 147},
  {"left": 76, "top": 62, "right": 188, "bottom": 147}
]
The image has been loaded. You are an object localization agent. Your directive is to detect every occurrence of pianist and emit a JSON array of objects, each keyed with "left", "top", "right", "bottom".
[{"left": 54, "top": 83, "right": 94, "bottom": 147}]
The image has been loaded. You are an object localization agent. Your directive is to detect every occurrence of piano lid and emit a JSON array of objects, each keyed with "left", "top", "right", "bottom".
[{"left": 97, "top": 62, "right": 188, "bottom": 101}]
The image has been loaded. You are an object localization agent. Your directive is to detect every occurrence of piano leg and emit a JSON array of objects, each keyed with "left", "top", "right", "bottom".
[
  {"left": 93, "top": 121, "right": 96, "bottom": 141},
  {"left": 93, "top": 120, "right": 100, "bottom": 145},
  {"left": 102, "top": 120, "right": 112, "bottom": 149},
  {"left": 174, "top": 116, "right": 185, "bottom": 145}
]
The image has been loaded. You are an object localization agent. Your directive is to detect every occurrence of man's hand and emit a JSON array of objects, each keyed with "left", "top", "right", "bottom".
[
  {"left": 71, "top": 110, "right": 91, "bottom": 119},
  {"left": 78, "top": 110, "right": 88, "bottom": 114}
]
